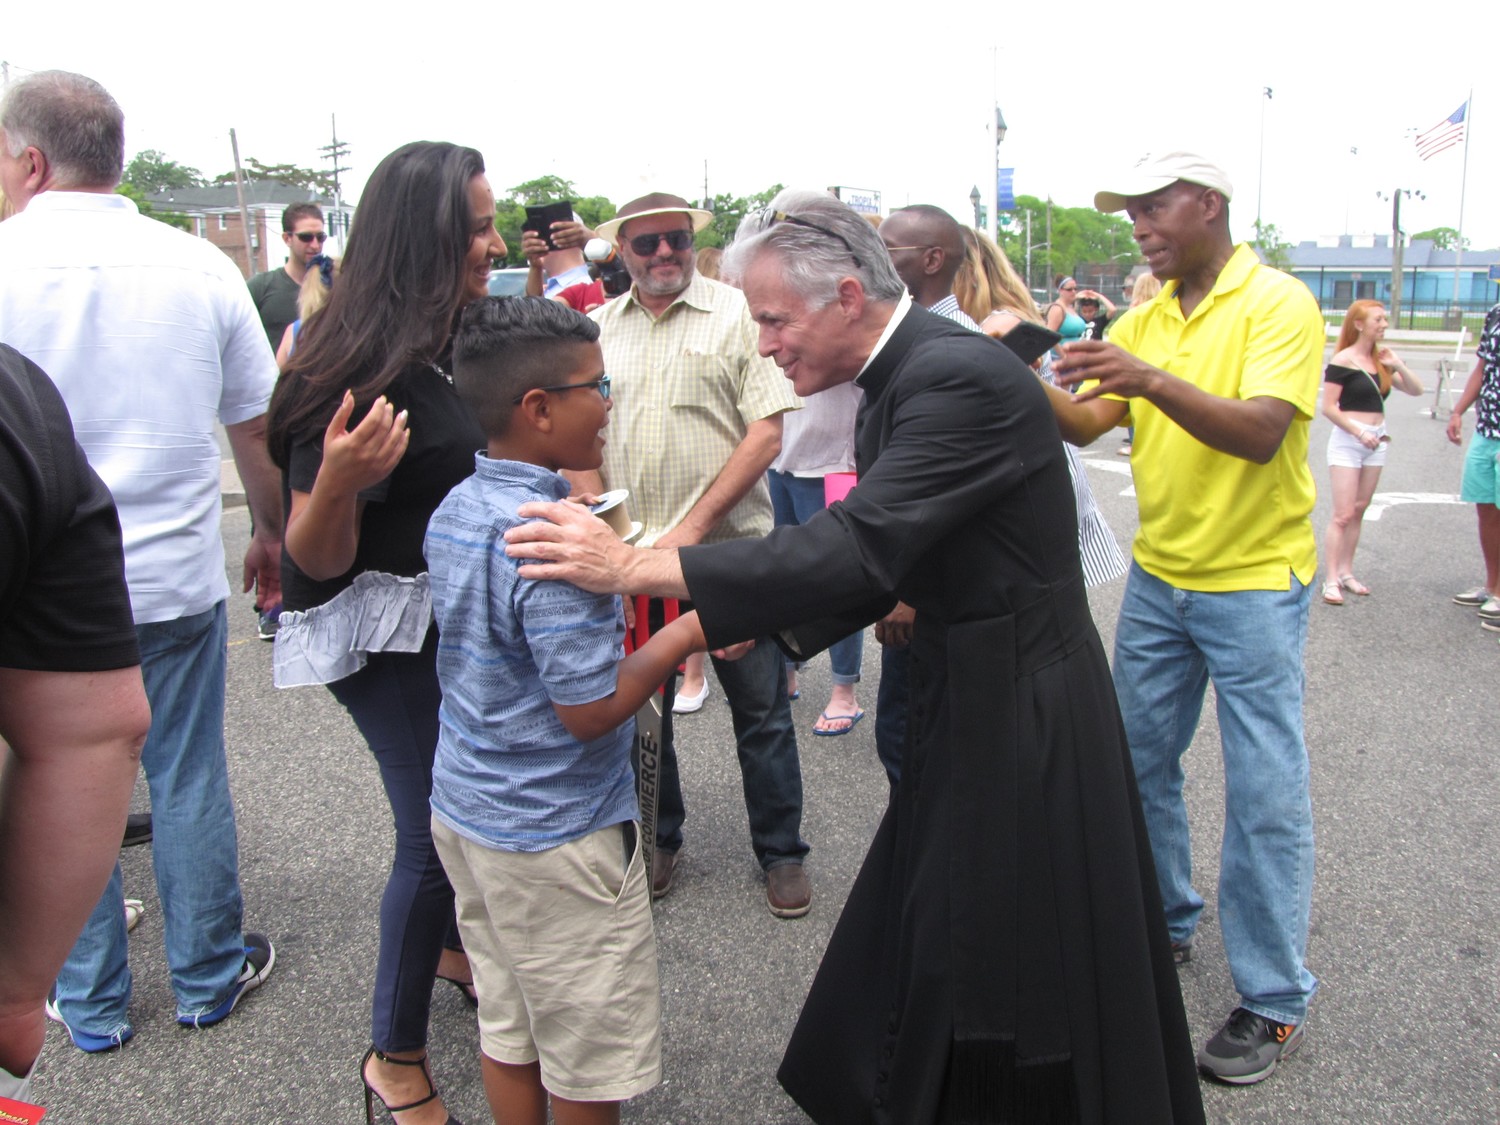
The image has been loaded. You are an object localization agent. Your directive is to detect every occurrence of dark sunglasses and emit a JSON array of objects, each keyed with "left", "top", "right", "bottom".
[
  {"left": 293, "top": 231, "right": 328, "bottom": 244},
  {"left": 754, "top": 208, "right": 863, "bottom": 268},
  {"left": 627, "top": 229, "right": 694, "bottom": 256},
  {"left": 513, "top": 373, "right": 611, "bottom": 405}
]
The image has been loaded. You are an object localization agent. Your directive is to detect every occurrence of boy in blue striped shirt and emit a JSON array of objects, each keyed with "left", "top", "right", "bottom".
[{"left": 425, "top": 297, "right": 717, "bottom": 1125}]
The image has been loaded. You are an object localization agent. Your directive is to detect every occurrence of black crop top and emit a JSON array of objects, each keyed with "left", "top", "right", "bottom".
[{"left": 1324, "top": 363, "right": 1389, "bottom": 414}]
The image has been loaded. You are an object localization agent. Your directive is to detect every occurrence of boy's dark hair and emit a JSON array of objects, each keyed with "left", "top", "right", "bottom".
[
  {"left": 282, "top": 201, "right": 324, "bottom": 231},
  {"left": 454, "top": 297, "right": 601, "bottom": 436}
]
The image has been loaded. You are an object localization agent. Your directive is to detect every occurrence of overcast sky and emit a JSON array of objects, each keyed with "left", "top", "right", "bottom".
[{"left": 7, "top": 2, "right": 1498, "bottom": 251}]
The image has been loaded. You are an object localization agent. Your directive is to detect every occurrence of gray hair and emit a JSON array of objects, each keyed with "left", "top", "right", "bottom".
[
  {"left": 723, "top": 188, "right": 905, "bottom": 307},
  {"left": 0, "top": 71, "right": 125, "bottom": 189}
]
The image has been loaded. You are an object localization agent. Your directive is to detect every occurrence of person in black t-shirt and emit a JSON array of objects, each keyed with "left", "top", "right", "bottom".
[{"left": 0, "top": 344, "right": 149, "bottom": 1101}]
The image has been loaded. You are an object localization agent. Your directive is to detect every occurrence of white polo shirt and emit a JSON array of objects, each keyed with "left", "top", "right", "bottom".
[{"left": 0, "top": 191, "right": 277, "bottom": 623}]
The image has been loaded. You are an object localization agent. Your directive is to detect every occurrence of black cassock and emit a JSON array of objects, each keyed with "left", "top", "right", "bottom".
[{"left": 679, "top": 307, "right": 1204, "bottom": 1124}]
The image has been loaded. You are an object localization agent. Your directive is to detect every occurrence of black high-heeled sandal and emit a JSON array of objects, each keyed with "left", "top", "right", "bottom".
[
  {"left": 361, "top": 1045, "right": 463, "bottom": 1125},
  {"left": 435, "top": 974, "right": 479, "bottom": 1010}
]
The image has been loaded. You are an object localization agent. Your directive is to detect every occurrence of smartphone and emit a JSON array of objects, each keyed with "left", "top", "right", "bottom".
[
  {"left": 998, "top": 321, "right": 1062, "bottom": 366},
  {"left": 524, "top": 201, "right": 573, "bottom": 251}
]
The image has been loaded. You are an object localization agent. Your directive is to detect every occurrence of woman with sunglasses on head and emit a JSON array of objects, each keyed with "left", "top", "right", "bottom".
[
  {"left": 268, "top": 141, "right": 507, "bottom": 1125},
  {"left": 1319, "top": 299, "right": 1423, "bottom": 605}
]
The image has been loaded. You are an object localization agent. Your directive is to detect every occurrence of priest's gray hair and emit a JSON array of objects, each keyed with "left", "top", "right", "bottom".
[{"left": 723, "top": 188, "right": 906, "bottom": 307}]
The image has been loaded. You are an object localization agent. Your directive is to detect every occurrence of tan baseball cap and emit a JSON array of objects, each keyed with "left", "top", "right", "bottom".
[{"left": 1094, "top": 152, "right": 1234, "bottom": 213}]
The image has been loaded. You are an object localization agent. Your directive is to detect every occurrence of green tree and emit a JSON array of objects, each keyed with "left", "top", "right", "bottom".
[
  {"left": 697, "top": 185, "right": 785, "bottom": 250},
  {"left": 114, "top": 182, "right": 191, "bottom": 231},
  {"left": 1252, "top": 220, "right": 1294, "bottom": 272},
  {"left": 995, "top": 195, "right": 1138, "bottom": 291},
  {"left": 1411, "top": 226, "right": 1469, "bottom": 251},
  {"left": 213, "top": 158, "right": 336, "bottom": 196},
  {"left": 122, "top": 149, "right": 205, "bottom": 194}
]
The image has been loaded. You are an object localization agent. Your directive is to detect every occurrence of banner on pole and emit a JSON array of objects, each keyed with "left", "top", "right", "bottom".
[{"left": 997, "top": 167, "right": 1015, "bottom": 212}]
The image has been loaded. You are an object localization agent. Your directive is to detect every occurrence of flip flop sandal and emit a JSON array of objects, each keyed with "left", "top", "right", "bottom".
[
  {"left": 1322, "top": 581, "right": 1344, "bottom": 606},
  {"left": 813, "top": 710, "right": 865, "bottom": 737}
]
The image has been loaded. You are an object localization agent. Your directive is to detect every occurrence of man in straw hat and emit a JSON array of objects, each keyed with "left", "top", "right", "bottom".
[
  {"left": 573, "top": 192, "right": 811, "bottom": 917},
  {"left": 1047, "top": 150, "right": 1324, "bottom": 1086}
]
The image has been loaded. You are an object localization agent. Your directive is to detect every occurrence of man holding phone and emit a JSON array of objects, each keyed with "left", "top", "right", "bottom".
[{"left": 521, "top": 202, "right": 596, "bottom": 299}]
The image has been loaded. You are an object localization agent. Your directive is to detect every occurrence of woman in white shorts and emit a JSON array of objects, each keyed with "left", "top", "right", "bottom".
[{"left": 1320, "top": 300, "right": 1424, "bottom": 604}]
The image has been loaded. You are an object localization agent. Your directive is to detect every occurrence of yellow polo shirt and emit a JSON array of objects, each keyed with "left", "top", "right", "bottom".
[{"left": 1107, "top": 244, "right": 1324, "bottom": 591}]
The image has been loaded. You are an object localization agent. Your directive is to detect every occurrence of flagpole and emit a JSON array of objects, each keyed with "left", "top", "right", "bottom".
[{"left": 1450, "top": 89, "right": 1473, "bottom": 359}]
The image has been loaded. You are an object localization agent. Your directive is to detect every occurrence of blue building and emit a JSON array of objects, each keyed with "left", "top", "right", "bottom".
[{"left": 1286, "top": 235, "right": 1500, "bottom": 325}]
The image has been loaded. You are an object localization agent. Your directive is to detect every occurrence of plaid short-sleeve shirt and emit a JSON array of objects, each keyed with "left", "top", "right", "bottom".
[{"left": 591, "top": 274, "right": 799, "bottom": 545}]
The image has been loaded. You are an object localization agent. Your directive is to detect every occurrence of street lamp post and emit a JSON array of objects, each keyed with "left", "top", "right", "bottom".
[
  {"left": 970, "top": 185, "right": 981, "bottom": 229},
  {"left": 1256, "top": 86, "right": 1272, "bottom": 237},
  {"left": 992, "top": 105, "right": 1007, "bottom": 243}
]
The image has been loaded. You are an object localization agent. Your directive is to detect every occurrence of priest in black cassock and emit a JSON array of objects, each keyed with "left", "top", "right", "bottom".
[{"left": 505, "top": 189, "right": 1204, "bottom": 1125}]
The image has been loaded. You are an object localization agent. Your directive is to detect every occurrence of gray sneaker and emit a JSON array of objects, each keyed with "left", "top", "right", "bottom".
[
  {"left": 1477, "top": 596, "right": 1500, "bottom": 620},
  {"left": 1453, "top": 586, "right": 1491, "bottom": 606},
  {"left": 1197, "top": 1007, "right": 1303, "bottom": 1084}
]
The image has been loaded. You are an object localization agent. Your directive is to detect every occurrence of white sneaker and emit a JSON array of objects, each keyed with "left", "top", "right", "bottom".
[{"left": 1477, "top": 596, "right": 1500, "bottom": 620}]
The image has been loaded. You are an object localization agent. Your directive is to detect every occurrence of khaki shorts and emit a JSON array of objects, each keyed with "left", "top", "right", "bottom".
[{"left": 432, "top": 818, "right": 661, "bottom": 1102}]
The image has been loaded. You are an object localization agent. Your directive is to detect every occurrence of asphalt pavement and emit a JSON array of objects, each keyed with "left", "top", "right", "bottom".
[{"left": 28, "top": 345, "right": 1499, "bottom": 1123}]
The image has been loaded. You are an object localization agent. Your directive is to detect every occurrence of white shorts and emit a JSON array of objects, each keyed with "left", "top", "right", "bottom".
[{"left": 1327, "top": 423, "right": 1388, "bottom": 469}]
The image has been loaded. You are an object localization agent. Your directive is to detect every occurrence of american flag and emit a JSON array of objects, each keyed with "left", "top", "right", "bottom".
[{"left": 1415, "top": 101, "right": 1468, "bottom": 161}]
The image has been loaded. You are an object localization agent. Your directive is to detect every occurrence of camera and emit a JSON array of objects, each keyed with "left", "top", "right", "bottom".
[{"left": 585, "top": 238, "right": 633, "bottom": 299}]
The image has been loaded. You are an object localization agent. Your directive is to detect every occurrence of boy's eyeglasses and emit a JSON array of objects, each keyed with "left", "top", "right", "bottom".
[
  {"left": 513, "top": 373, "right": 611, "bottom": 404},
  {"left": 293, "top": 231, "right": 328, "bottom": 243},
  {"left": 627, "top": 229, "right": 694, "bottom": 256}
]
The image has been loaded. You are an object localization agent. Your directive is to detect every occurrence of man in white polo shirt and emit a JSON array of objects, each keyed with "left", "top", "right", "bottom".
[{"left": 0, "top": 70, "right": 281, "bottom": 1051}]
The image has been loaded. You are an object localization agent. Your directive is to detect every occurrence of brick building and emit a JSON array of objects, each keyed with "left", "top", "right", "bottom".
[{"left": 145, "top": 181, "right": 353, "bottom": 278}]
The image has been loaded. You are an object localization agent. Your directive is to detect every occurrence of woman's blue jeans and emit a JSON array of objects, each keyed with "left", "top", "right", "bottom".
[
  {"left": 766, "top": 469, "right": 863, "bottom": 684},
  {"left": 327, "top": 629, "right": 460, "bottom": 1052}
]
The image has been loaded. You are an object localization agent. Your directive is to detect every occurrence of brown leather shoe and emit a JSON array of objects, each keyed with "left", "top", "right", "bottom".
[
  {"left": 651, "top": 849, "right": 678, "bottom": 900},
  {"left": 766, "top": 862, "right": 811, "bottom": 919}
]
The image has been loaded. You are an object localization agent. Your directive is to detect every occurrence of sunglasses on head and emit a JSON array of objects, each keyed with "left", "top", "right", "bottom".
[
  {"left": 627, "top": 229, "right": 694, "bottom": 256},
  {"left": 512, "top": 373, "right": 611, "bottom": 405},
  {"left": 293, "top": 231, "right": 328, "bottom": 244},
  {"left": 754, "top": 208, "right": 863, "bottom": 268}
]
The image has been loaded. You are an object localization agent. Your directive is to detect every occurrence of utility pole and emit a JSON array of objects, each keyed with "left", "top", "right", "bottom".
[
  {"left": 318, "top": 114, "right": 352, "bottom": 238},
  {"left": 229, "top": 129, "right": 255, "bottom": 277},
  {"left": 1381, "top": 187, "right": 1424, "bottom": 326}
]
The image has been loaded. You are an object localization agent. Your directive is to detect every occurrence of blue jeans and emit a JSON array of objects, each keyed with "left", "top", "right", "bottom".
[
  {"left": 873, "top": 644, "right": 908, "bottom": 787},
  {"left": 1113, "top": 563, "right": 1317, "bottom": 1025},
  {"left": 767, "top": 469, "right": 863, "bottom": 685},
  {"left": 53, "top": 602, "right": 247, "bottom": 1035},
  {"left": 327, "top": 629, "right": 460, "bottom": 1053},
  {"left": 654, "top": 601, "right": 808, "bottom": 869}
]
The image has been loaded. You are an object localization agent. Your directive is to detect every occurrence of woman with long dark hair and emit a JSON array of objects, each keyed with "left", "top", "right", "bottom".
[
  {"left": 268, "top": 141, "right": 506, "bottom": 1125},
  {"left": 1319, "top": 299, "right": 1423, "bottom": 604}
]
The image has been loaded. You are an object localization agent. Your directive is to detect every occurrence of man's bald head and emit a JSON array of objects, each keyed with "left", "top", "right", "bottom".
[{"left": 880, "top": 205, "right": 968, "bottom": 306}]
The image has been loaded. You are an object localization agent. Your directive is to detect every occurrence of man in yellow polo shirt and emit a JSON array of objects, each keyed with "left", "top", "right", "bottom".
[{"left": 1048, "top": 152, "right": 1324, "bottom": 1088}]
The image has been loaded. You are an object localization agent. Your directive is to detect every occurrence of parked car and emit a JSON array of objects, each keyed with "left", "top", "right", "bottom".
[{"left": 487, "top": 268, "right": 530, "bottom": 297}]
